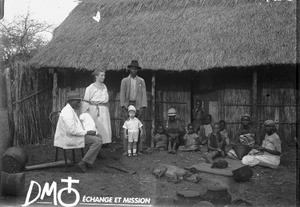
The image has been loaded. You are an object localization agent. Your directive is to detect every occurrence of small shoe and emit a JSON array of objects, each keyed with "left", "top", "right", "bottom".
[
  {"left": 122, "top": 151, "right": 128, "bottom": 156},
  {"left": 128, "top": 153, "right": 132, "bottom": 157},
  {"left": 78, "top": 161, "right": 88, "bottom": 173},
  {"left": 133, "top": 153, "right": 138, "bottom": 157}
]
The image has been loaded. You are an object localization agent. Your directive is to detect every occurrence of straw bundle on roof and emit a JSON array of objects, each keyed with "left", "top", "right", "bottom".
[{"left": 30, "top": 0, "right": 296, "bottom": 71}]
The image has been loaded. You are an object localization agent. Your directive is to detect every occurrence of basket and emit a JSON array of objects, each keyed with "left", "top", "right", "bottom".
[
  {"left": 231, "top": 144, "right": 252, "bottom": 160},
  {"left": 202, "top": 186, "right": 232, "bottom": 206},
  {"left": 232, "top": 165, "right": 253, "bottom": 182}
]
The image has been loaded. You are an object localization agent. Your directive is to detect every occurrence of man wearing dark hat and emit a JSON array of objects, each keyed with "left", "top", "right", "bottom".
[
  {"left": 54, "top": 91, "right": 102, "bottom": 173},
  {"left": 120, "top": 60, "right": 147, "bottom": 155}
]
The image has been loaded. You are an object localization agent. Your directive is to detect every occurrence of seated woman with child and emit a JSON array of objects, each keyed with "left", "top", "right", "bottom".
[{"left": 227, "top": 114, "right": 259, "bottom": 159}]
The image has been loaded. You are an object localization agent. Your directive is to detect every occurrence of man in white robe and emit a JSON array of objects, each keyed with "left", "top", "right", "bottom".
[{"left": 54, "top": 91, "right": 102, "bottom": 172}]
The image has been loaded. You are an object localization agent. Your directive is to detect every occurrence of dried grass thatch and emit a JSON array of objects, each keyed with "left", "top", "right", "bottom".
[{"left": 30, "top": 0, "right": 296, "bottom": 71}]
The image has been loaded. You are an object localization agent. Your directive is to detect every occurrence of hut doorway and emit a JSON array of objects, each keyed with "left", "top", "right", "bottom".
[{"left": 193, "top": 90, "right": 219, "bottom": 124}]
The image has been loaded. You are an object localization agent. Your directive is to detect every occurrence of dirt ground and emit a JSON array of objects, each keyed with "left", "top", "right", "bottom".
[{"left": 0, "top": 137, "right": 298, "bottom": 207}]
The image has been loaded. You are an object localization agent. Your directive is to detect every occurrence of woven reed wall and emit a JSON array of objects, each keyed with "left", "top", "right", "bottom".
[
  {"left": 155, "top": 71, "right": 191, "bottom": 129},
  {"left": 257, "top": 67, "right": 297, "bottom": 146},
  {"left": 13, "top": 63, "right": 52, "bottom": 145},
  {"left": 215, "top": 69, "right": 253, "bottom": 142},
  {"left": 215, "top": 66, "right": 297, "bottom": 146}
]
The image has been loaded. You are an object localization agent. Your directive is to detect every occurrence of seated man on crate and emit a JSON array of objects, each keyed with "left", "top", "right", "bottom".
[{"left": 54, "top": 91, "right": 102, "bottom": 173}]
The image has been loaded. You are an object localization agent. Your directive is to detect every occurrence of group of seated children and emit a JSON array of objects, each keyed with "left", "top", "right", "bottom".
[
  {"left": 153, "top": 107, "right": 282, "bottom": 169},
  {"left": 152, "top": 107, "right": 230, "bottom": 162}
]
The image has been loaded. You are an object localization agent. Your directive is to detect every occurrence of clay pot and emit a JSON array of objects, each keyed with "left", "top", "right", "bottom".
[
  {"left": 174, "top": 190, "right": 203, "bottom": 206},
  {"left": 2, "top": 146, "right": 28, "bottom": 173},
  {"left": 232, "top": 165, "right": 253, "bottom": 182},
  {"left": 1, "top": 171, "right": 25, "bottom": 196},
  {"left": 202, "top": 186, "right": 231, "bottom": 206}
]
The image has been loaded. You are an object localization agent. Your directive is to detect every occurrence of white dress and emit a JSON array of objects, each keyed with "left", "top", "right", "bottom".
[
  {"left": 84, "top": 83, "right": 112, "bottom": 144},
  {"left": 242, "top": 133, "right": 281, "bottom": 169}
]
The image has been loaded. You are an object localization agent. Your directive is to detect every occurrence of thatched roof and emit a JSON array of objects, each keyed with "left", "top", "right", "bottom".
[{"left": 30, "top": 0, "right": 297, "bottom": 71}]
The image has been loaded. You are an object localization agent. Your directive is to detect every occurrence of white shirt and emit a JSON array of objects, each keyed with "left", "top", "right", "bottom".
[
  {"left": 123, "top": 117, "right": 143, "bottom": 132},
  {"left": 123, "top": 117, "right": 143, "bottom": 140},
  {"left": 79, "top": 112, "right": 98, "bottom": 135},
  {"left": 129, "top": 77, "right": 137, "bottom": 101},
  {"left": 54, "top": 104, "right": 87, "bottom": 149}
]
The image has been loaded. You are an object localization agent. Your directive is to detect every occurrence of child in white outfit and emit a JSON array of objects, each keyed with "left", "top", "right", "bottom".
[
  {"left": 123, "top": 105, "right": 143, "bottom": 157},
  {"left": 79, "top": 102, "right": 101, "bottom": 138}
]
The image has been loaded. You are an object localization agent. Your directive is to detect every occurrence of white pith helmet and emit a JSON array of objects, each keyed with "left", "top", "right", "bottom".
[
  {"left": 128, "top": 105, "right": 136, "bottom": 112},
  {"left": 168, "top": 108, "right": 176, "bottom": 116}
]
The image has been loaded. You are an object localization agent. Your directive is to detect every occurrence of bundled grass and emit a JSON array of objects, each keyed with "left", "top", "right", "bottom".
[
  {"left": 30, "top": 0, "right": 296, "bottom": 71},
  {"left": 12, "top": 62, "right": 52, "bottom": 145}
]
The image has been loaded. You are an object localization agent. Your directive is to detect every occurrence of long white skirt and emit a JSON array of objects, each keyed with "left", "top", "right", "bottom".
[
  {"left": 89, "top": 105, "right": 112, "bottom": 144},
  {"left": 242, "top": 154, "right": 280, "bottom": 169}
]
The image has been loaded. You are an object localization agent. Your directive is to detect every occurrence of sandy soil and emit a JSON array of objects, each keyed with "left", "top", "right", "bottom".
[{"left": 0, "top": 138, "right": 298, "bottom": 207}]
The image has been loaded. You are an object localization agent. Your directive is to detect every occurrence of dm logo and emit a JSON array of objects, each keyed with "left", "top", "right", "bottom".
[{"left": 22, "top": 177, "right": 80, "bottom": 207}]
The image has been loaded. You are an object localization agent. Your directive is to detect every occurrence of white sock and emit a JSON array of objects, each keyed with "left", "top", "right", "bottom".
[
  {"left": 133, "top": 149, "right": 137, "bottom": 153},
  {"left": 128, "top": 150, "right": 131, "bottom": 154}
]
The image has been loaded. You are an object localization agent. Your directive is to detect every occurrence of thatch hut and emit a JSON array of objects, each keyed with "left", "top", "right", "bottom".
[{"left": 29, "top": 0, "right": 297, "bottom": 146}]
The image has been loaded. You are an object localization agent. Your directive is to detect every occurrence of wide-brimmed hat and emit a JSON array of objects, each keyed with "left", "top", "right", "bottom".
[
  {"left": 67, "top": 91, "right": 82, "bottom": 102},
  {"left": 127, "top": 60, "right": 141, "bottom": 70}
]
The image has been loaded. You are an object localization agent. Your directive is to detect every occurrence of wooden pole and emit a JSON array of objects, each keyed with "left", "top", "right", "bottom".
[
  {"left": 151, "top": 74, "right": 156, "bottom": 147},
  {"left": 4, "top": 67, "right": 14, "bottom": 146},
  {"left": 14, "top": 64, "right": 21, "bottom": 146},
  {"left": 25, "top": 160, "right": 72, "bottom": 171},
  {"left": 252, "top": 70, "right": 258, "bottom": 126},
  {"left": 13, "top": 86, "right": 51, "bottom": 105},
  {"left": 52, "top": 70, "right": 58, "bottom": 112}
]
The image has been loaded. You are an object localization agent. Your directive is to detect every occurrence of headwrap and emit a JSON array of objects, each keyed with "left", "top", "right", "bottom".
[{"left": 264, "top": 120, "right": 276, "bottom": 127}]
